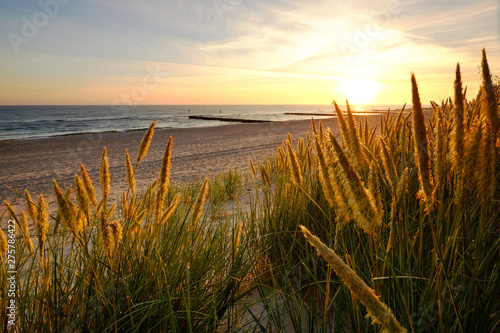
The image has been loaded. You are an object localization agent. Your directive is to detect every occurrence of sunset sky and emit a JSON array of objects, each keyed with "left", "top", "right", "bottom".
[{"left": 0, "top": 0, "right": 499, "bottom": 106}]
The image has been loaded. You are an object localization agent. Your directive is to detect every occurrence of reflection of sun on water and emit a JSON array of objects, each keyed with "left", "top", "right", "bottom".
[{"left": 337, "top": 78, "right": 381, "bottom": 110}]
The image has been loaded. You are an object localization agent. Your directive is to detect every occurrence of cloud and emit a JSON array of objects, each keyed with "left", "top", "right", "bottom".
[{"left": 0, "top": 0, "right": 498, "bottom": 104}]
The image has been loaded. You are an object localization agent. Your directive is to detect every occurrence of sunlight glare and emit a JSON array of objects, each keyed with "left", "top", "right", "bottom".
[{"left": 338, "top": 78, "right": 381, "bottom": 106}]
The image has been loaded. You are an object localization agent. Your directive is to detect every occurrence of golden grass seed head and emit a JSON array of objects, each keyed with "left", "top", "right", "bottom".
[
  {"left": 306, "top": 131, "right": 311, "bottom": 143},
  {"left": 4, "top": 200, "right": 18, "bottom": 223},
  {"left": 333, "top": 100, "right": 349, "bottom": 146},
  {"left": 53, "top": 179, "right": 69, "bottom": 229},
  {"left": 125, "top": 149, "right": 136, "bottom": 193},
  {"left": 379, "top": 139, "right": 397, "bottom": 193},
  {"left": 306, "top": 131, "right": 312, "bottom": 151},
  {"left": 300, "top": 226, "right": 406, "bottom": 333},
  {"left": 67, "top": 199, "right": 82, "bottom": 236},
  {"left": 0, "top": 228, "right": 7, "bottom": 262},
  {"left": 311, "top": 117, "right": 318, "bottom": 136},
  {"left": 66, "top": 186, "right": 83, "bottom": 235},
  {"left": 100, "top": 147, "right": 110, "bottom": 202},
  {"left": 480, "top": 48, "right": 500, "bottom": 136},
  {"left": 393, "top": 105, "right": 406, "bottom": 135},
  {"left": 74, "top": 174, "right": 91, "bottom": 216},
  {"left": 109, "top": 220, "right": 123, "bottom": 245},
  {"left": 136, "top": 120, "right": 156, "bottom": 167},
  {"left": 277, "top": 146, "right": 287, "bottom": 169},
  {"left": 53, "top": 178, "right": 65, "bottom": 207},
  {"left": 25, "top": 189, "right": 37, "bottom": 223},
  {"left": 432, "top": 106, "right": 445, "bottom": 198},
  {"left": 80, "top": 163, "right": 97, "bottom": 206},
  {"left": 36, "top": 194, "right": 49, "bottom": 244},
  {"left": 411, "top": 73, "right": 434, "bottom": 213},
  {"left": 452, "top": 63, "right": 465, "bottom": 168},
  {"left": 306, "top": 143, "right": 314, "bottom": 174},
  {"left": 234, "top": 221, "right": 243, "bottom": 260},
  {"left": 248, "top": 156, "right": 257, "bottom": 177},
  {"left": 260, "top": 164, "right": 271, "bottom": 186},
  {"left": 100, "top": 210, "right": 115, "bottom": 256},
  {"left": 297, "top": 137, "right": 305, "bottom": 156},
  {"left": 158, "top": 136, "right": 173, "bottom": 188},
  {"left": 155, "top": 136, "right": 173, "bottom": 221},
  {"left": 191, "top": 178, "right": 209, "bottom": 225},
  {"left": 319, "top": 120, "right": 325, "bottom": 141},
  {"left": 77, "top": 208, "right": 88, "bottom": 231},
  {"left": 20, "top": 210, "right": 34, "bottom": 253},
  {"left": 346, "top": 100, "right": 364, "bottom": 163},
  {"left": 53, "top": 179, "right": 79, "bottom": 233},
  {"left": 159, "top": 193, "right": 180, "bottom": 226}
]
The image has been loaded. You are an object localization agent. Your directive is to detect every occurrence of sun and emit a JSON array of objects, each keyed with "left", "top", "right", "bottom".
[{"left": 337, "top": 78, "right": 381, "bottom": 108}]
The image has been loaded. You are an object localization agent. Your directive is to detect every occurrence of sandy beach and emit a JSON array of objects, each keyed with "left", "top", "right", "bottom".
[{"left": 0, "top": 116, "right": 380, "bottom": 218}]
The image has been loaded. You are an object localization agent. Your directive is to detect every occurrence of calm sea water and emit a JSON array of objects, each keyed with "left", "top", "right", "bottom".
[{"left": 0, "top": 104, "right": 405, "bottom": 141}]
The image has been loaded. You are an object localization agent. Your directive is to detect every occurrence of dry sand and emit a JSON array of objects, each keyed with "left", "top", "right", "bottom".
[{"left": 0, "top": 116, "right": 380, "bottom": 222}]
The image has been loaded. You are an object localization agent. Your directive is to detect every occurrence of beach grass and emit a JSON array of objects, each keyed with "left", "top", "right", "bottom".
[{"left": 2, "top": 49, "right": 500, "bottom": 332}]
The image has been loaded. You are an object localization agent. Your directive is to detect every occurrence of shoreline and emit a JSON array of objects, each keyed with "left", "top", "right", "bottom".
[
  {"left": 0, "top": 116, "right": 380, "bottom": 219},
  {"left": 0, "top": 105, "right": 408, "bottom": 143}
]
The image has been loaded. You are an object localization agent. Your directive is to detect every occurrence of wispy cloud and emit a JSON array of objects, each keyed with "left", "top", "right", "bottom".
[{"left": 0, "top": 0, "right": 498, "bottom": 104}]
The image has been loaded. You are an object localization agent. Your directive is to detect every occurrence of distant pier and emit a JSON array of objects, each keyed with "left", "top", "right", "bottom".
[
  {"left": 188, "top": 115, "right": 271, "bottom": 123},
  {"left": 284, "top": 112, "right": 384, "bottom": 116},
  {"left": 284, "top": 112, "right": 335, "bottom": 116}
]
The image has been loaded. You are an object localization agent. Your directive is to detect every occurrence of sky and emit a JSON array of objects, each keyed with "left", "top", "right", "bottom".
[{"left": 0, "top": 0, "right": 499, "bottom": 106}]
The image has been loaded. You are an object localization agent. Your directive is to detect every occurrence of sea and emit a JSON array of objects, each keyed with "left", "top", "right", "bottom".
[{"left": 0, "top": 104, "right": 407, "bottom": 141}]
